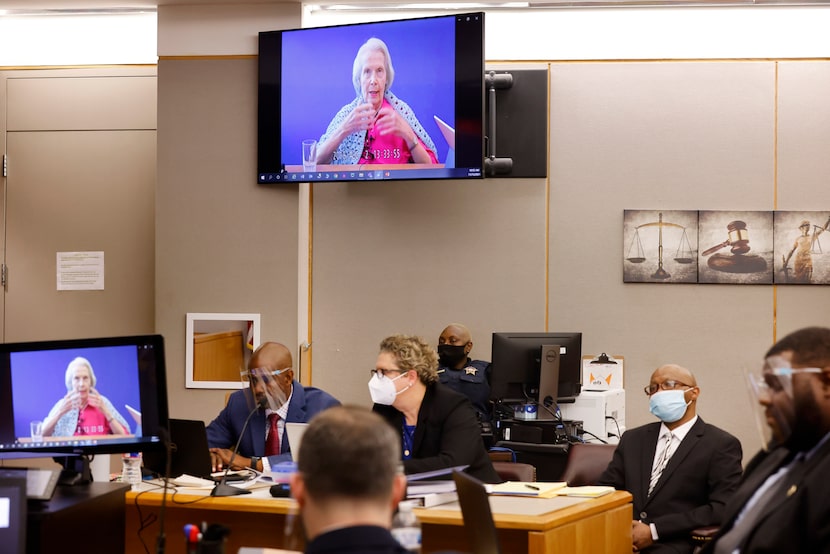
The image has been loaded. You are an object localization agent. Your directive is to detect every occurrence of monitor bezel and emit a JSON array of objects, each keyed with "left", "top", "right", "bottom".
[
  {"left": 0, "top": 334, "right": 169, "bottom": 457},
  {"left": 257, "top": 12, "right": 485, "bottom": 184},
  {"left": 490, "top": 332, "right": 583, "bottom": 405}
]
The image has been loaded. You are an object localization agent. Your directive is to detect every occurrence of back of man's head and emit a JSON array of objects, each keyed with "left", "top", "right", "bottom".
[
  {"left": 298, "top": 405, "right": 401, "bottom": 503},
  {"left": 767, "top": 326, "right": 830, "bottom": 368}
]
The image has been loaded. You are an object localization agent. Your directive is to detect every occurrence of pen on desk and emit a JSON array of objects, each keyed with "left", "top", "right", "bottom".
[{"left": 525, "top": 484, "right": 540, "bottom": 491}]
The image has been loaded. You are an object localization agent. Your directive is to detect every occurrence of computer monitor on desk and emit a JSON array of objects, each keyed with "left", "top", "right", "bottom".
[
  {"left": 490, "top": 332, "right": 582, "bottom": 411},
  {"left": 0, "top": 335, "right": 169, "bottom": 483}
]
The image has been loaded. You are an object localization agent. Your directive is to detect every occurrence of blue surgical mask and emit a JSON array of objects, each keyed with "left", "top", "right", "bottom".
[{"left": 649, "top": 389, "right": 690, "bottom": 423}]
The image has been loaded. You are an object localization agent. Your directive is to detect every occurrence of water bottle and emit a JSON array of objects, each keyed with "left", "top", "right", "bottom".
[
  {"left": 391, "top": 499, "right": 421, "bottom": 552},
  {"left": 122, "top": 452, "right": 142, "bottom": 490}
]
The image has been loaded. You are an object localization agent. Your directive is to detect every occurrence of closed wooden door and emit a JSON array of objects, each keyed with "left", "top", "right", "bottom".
[{"left": 2, "top": 71, "right": 156, "bottom": 343}]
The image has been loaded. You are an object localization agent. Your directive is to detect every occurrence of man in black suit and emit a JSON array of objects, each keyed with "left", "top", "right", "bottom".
[
  {"left": 703, "top": 326, "right": 830, "bottom": 554},
  {"left": 599, "top": 364, "right": 743, "bottom": 553}
]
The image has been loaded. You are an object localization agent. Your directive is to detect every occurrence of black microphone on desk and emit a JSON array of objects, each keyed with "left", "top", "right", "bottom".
[{"left": 211, "top": 396, "right": 267, "bottom": 497}]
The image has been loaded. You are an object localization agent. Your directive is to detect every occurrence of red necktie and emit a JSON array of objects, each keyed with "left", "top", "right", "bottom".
[{"left": 265, "top": 413, "right": 281, "bottom": 456}]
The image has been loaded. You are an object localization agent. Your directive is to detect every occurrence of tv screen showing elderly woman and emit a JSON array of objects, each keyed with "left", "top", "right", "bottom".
[
  {"left": 258, "top": 13, "right": 484, "bottom": 184},
  {"left": 9, "top": 345, "right": 141, "bottom": 441}
]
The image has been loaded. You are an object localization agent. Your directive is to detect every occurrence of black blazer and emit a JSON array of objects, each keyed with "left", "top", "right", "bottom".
[
  {"left": 599, "top": 417, "right": 743, "bottom": 553},
  {"left": 702, "top": 439, "right": 830, "bottom": 554},
  {"left": 374, "top": 382, "right": 500, "bottom": 483}
]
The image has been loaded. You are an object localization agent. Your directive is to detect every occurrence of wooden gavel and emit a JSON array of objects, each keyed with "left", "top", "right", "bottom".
[{"left": 702, "top": 220, "right": 751, "bottom": 256}]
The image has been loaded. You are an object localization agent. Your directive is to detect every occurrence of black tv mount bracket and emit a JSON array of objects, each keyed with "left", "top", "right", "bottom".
[{"left": 484, "top": 70, "right": 514, "bottom": 177}]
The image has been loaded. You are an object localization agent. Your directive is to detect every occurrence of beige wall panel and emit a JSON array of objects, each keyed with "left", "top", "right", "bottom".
[
  {"left": 311, "top": 179, "right": 547, "bottom": 408},
  {"left": 158, "top": 4, "right": 301, "bottom": 57},
  {"left": 774, "top": 60, "right": 830, "bottom": 337},
  {"left": 155, "top": 58, "right": 299, "bottom": 423},
  {"left": 5, "top": 130, "right": 155, "bottom": 341},
  {"left": 549, "top": 62, "right": 777, "bottom": 457},
  {"left": 7, "top": 75, "right": 156, "bottom": 131}
]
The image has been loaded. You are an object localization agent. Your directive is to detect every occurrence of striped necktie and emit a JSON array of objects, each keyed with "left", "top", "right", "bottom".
[{"left": 648, "top": 432, "right": 674, "bottom": 495}]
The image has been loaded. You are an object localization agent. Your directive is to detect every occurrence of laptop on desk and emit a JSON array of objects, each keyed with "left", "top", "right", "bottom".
[
  {"left": 452, "top": 470, "right": 502, "bottom": 554},
  {"left": 284, "top": 422, "right": 308, "bottom": 463},
  {"left": 0, "top": 468, "right": 60, "bottom": 502},
  {"left": 143, "top": 419, "right": 249, "bottom": 482},
  {"left": 0, "top": 474, "right": 27, "bottom": 554}
]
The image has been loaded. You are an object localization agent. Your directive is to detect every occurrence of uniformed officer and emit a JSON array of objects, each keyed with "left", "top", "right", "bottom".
[{"left": 436, "top": 323, "right": 492, "bottom": 426}]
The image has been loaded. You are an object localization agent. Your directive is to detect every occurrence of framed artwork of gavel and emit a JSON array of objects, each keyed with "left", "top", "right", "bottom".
[{"left": 624, "top": 210, "right": 830, "bottom": 285}]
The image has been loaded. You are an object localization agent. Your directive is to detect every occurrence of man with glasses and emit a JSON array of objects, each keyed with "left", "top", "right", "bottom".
[
  {"left": 703, "top": 326, "right": 830, "bottom": 554},
  {"left": 599, "top": 364, "right": 742, "bottom": 553},
  {"left": 207, "top": 341, "right": 340, "bottom": 472}
]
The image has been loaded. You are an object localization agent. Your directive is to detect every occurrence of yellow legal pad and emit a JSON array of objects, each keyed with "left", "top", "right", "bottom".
[{"left": 487, "top": 481, "right": 567, "bottom": 497}]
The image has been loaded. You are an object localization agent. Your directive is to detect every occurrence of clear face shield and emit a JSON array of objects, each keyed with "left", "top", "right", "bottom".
[
  {"left": 745, "top": 355, "right": 822, "bottom": 450},
  {"left": 240, "top": 367, "right": 290, "bottom": 412}
]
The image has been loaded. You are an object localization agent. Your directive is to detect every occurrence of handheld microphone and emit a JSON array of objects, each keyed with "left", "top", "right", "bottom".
[{"left": 211, "top": 396, "right": 267, "bottom": 497}]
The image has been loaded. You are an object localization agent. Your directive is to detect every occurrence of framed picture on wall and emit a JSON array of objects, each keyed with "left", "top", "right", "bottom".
[
  {"left": 185, "top": 313, "right": 261, "bottom": 389},
  {"left": 698, "top": 211, "right": 773, "bottom": 285},
  {"left": 773, "top": 211, "right": 830, "bottom": 285},
  {"left": 623, "top": 210, "right": 699, "bottom": 284}
]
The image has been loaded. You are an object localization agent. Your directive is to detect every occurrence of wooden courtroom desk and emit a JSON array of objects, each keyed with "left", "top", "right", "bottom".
[
  {"left": 29, "top": 482, "right": 130, "bottom": 554},
  {"left": 124, "top": 484, "right": 303, "bottom": 554},
  {"left": 125, "top": 484, "right": 631, "bottom": 554},
  {"left": 416, "top": 490, "right": 633, "bottom": 554}
]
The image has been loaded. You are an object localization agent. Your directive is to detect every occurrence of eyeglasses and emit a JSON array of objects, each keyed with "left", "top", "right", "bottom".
[
  {"left": 643, "top": 380, "right": 692, "bottom": 396},
  {"left": 370, "top": 368, "right": 404, "bottom": 379},
  {"left": 361, "top": 133, "right": 375, "bottom": 161}
]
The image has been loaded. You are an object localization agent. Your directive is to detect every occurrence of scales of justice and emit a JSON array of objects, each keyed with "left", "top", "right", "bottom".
[{"left": 626, "top": 212, "right": 695, "bottom": 280}]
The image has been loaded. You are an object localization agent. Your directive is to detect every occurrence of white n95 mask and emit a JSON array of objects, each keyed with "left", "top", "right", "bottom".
[{"left": 368, "top": 373, "right": 407, "bottom": 405}]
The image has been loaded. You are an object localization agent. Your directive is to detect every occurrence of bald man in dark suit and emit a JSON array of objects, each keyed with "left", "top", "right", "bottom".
[{"left": 599, "top": 364, "right": 742, "bottom": 553}]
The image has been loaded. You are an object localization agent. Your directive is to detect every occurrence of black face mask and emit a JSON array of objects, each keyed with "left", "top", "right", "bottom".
[{"left": 438, "top": 344, "right": 468, "bottom": 367}]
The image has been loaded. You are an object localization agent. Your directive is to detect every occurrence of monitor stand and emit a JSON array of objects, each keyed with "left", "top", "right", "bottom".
[
  {"left": 538, "top": 344, "right": 561, "bottom": 410},
  {"left": 55, "top": 455, "right": 93, "bottom": 486}
]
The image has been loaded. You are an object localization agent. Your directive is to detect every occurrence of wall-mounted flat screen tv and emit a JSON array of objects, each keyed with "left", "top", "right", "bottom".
[{"left": 258, "top": 12, "right": 484, "bottom": 184}]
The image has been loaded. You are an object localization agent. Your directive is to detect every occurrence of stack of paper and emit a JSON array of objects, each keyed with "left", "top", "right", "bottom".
[
  {"left": 407, "top": 480, "right": 458, "bottom": 507},
  {"left": 486, "top": 481, "right": 567, "bottom": 498},
  {"left": 171, "top": 474, "right": 215, "bottom": 488},
  {"left": 407, "top": 480, "right": 456, "bottom": 496},
  {"left": 555, "top": 486, "right": 615, "bottom": 498}
]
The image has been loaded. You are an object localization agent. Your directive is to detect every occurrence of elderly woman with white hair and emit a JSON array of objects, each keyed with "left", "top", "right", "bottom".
[
  {"left": 316, "top": 37, "right": 438, "bottom": 166},
  {"left": 42, "top": 356, "right": 130, "bottom": 437}
]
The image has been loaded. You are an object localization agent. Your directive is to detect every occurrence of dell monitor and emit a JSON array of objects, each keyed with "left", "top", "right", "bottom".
[
  {"left": 490, "top": 332, "right": 582, "bottom": 407},
  {"left": 0, "top": 334, "right": 169, "bottom": 481}
]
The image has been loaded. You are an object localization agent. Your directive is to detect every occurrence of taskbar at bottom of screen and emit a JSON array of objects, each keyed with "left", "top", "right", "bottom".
[{"left": 259, "top": 167, "right": 482, "bottom": 183}]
